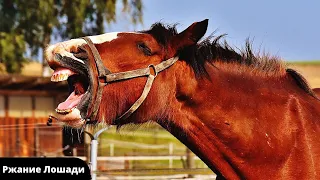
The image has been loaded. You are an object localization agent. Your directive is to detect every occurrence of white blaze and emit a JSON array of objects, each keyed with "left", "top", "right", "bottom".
[
  {"left": 46, "top": 32, "right": 120, "bottom": 64},
  {"left": 88, "top": 32, "right": 119, "bottom": 44}
]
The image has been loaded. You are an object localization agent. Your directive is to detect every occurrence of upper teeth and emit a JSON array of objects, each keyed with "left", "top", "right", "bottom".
[
  {"left": 51, "top": 73, "right": 69, "bottom": 82},
  {"left": 55, "top": 107, "right": 75, "bottom": 115}
]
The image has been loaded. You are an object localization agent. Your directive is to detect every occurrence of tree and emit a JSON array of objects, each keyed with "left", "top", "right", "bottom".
[
  {"left": 0, "top": 32, "right": 27, "bottom": 73},
  {"left": 0, "top": 0, "right": 27, "bottom": 73},
  {"left": 0, "top": 0, "right": 143, "bottom": 74}
]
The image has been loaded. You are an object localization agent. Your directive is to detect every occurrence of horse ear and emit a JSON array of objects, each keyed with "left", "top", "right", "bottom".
[{"left": 171, "top": 19, "right": 208, "bottom": 51}]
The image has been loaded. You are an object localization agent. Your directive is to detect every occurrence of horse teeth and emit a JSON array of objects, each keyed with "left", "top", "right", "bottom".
[
  {"left": 51, "top": 73, "right": 69, "bottom": 82},
  {"left": 55, "top": 107, "right": 75, "bottom": 115},
  {"left": 50, "top": 74, "right": 55, "bottom": 81}
]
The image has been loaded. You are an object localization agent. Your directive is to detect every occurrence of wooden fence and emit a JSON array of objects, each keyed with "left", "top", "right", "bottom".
[{"left": 0, "top": 117, "right": 62, "bottom": 157}]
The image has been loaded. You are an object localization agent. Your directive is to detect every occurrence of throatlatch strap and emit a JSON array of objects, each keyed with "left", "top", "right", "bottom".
[{"left": 117, "top": 74, "right": 156, "bottom": 121}]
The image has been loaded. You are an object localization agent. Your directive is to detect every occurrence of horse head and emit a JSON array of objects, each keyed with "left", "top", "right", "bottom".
[{"left": 45, "top": 19, "right": 208, "bottom": 128}]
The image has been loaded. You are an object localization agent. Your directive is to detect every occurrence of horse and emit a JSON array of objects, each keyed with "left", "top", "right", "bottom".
[{"left": 45, "top": 19, "right": 320, "bottom": 179}]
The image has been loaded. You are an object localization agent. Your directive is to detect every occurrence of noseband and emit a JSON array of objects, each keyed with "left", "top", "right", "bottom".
[{"left": 81, "top": 37, "right": 178, "bottom": 124}]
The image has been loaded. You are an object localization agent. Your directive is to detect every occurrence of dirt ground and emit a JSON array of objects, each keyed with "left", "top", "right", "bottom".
[{"left": 289, "top": 64, "right": 320, "bottom": 89}]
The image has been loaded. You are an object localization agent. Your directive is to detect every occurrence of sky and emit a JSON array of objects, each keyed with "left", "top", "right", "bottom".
[{"left": 106, "top": 0, "right": 320, "bottom": 61}]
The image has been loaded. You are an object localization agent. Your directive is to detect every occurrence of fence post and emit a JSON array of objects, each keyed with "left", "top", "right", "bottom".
[
  {"left": 186, "top": 147, "right": 195, "bottom": 178},
  {"left": 84, "top": 126, "right": 92, "bottom": 164},
  {"left": 85, "top": 127, "right": 110, "bottom": 180},
  {"left": 90, "top": 139, "right": 98, "bottom": 180},
  {"left": 169, "top": 143, "right": 173, "bottom": 168},
  {"left": 34, "top": 124, "right": 39, "bottom": 156},
  {"left": 110, "top": 143, "right": 114, "bottom": 156},
  {"left": 72, "top": 147, "right": 77, "bottom": 157}
]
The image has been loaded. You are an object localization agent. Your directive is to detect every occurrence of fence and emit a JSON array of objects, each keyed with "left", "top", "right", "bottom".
[
  {"left": 0, "top": 117, "right": 62, "bottom": 157},
  {"left": 97, "top": 139, "right": 202, "bottom": 169}
]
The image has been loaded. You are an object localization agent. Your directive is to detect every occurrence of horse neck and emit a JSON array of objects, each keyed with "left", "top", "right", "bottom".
[
  {"left": 158, "top": 62, "right": 248, "bottom": 179},
  {"left": 159, "top": 61, "right": 320, "bottom": 179}
]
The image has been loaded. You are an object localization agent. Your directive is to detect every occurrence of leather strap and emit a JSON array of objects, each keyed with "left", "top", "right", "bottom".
[
  {"left": 82, "top": 37, "right": 111, "bottom": 76},
  {"left": 104, "top": 57, "right": 178, "bottom": 83},
  {"left": 111, "top": 57, "right": 178, "bottom": 121},
  {"left": 117, "top": 74, "right": 155, "bottom": 121},
  {"left": 82, "top": 37, "right": 110, "bottom": 121}
]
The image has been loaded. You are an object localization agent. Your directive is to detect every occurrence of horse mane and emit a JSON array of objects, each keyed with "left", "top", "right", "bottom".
[
  {"left": 142, "top": 22, "right": 318, "bottom": 100},
  {"left": 142, "top": 23, "right": 285, "bottom": 77},
  {"left": 286, "top": 69, "right": 319, "bottom": 100}
]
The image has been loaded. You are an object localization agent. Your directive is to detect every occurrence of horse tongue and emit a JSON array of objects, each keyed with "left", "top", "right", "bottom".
[{"left": 57, "top": 92, "right": 84, "bottom": 110}]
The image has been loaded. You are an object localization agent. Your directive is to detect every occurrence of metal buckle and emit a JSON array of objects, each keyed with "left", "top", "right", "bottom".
[{"left": 148, "top": 64, "right": 158, "bottom": 77}]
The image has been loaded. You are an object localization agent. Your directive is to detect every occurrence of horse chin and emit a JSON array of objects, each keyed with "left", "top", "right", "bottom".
[{"left": 52, "top": 108, "right": 86, "bottom": 128}]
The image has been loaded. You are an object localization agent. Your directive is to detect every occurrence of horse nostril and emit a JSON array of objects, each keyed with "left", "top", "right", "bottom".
[
  {"left": 54, "top": 53, "right": 63, "bottom": 61},
  {"left": 74, "top": 46, "right": 89, "bottom": 60},
  {"left": 74, "top": 51, "right": 88, "bottom": 60}
]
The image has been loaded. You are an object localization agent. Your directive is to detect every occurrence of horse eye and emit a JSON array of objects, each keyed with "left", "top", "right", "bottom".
[{"left": 137, "top": 43, "right": 152, "bottom": 56}]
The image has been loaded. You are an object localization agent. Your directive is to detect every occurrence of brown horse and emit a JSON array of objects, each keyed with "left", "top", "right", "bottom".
[{"left": 45, "top": 20, "right": 320, "bottom": 179}]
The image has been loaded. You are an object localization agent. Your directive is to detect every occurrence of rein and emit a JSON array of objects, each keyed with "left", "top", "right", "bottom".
[{"left": 81, "top": 37, "right": 179, "bottom": 124}]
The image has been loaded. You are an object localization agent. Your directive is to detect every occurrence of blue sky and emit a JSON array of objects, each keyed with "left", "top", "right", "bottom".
[{"left": 107, "top": 0, "right": 319, "bottom": 61}]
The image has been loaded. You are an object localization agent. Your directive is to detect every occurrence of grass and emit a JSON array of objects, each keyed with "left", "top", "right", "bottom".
[
  {"left": 98, "top": 124, "right": 186, "bottom": 156},
  {"left": 286, "top": 60, "right": 320, "bottom": 66}
]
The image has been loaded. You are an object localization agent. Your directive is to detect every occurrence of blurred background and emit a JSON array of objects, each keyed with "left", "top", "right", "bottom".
[{"left": 0, "top": 0, "right": 319, "bottom": 179}]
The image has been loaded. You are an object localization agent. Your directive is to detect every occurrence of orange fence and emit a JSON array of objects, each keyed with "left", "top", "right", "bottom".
[{"left": 0, "top": 117, "right": 62, "bottom": 157}]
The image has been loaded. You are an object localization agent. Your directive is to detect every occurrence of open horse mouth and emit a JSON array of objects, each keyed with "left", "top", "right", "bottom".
[
  {"left": 52, "top": 69, "right": 88, "bottom": 112},
  {"left": 48, "top": 50, "right": 92, "bottom": 127}
]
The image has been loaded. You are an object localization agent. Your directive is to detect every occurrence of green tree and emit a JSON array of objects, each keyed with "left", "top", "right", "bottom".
[
  {"left": 0, "top": 0, "right": 143, "bottom": 74},
  {"left": 0, "top": 32, "right": 26, "bottom": 73}
]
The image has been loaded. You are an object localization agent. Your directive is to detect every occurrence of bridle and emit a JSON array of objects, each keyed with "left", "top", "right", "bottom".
[
  {"left": 81, "top": 37, "right": 179, "bottom": 124},
  {"left": 47, "top": 37, "right": 178, "bottom": 126}
]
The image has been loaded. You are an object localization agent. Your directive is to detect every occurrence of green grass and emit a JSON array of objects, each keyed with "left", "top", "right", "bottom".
[
  {"left": 98, "top": 124, "right": 186, "bottom": 156},
  {"left": 286, "top": 60, "right": 320, "bottom": 66},
  {"left": 130, "top": 159, "right": 207, "bottom": 169}
]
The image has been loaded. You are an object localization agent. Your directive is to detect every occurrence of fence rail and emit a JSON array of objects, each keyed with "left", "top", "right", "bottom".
[
  {"left": 76, "top": 155, "right": 201, "bottom": 161},
  {"left": 95, "top": 168, "right": 215, "bottom": 180}
]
